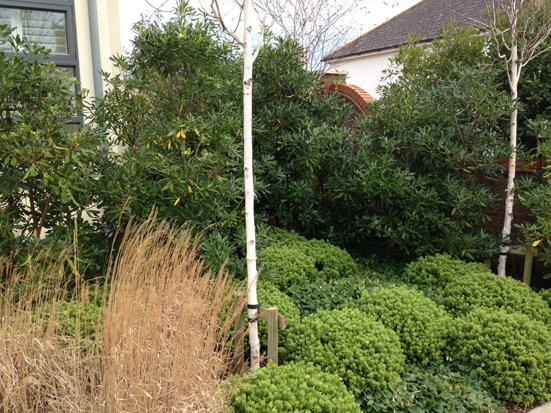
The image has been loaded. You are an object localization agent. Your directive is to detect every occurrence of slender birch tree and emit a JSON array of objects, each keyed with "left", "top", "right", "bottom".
[
  {"left": 209, "top": 0, "right": 286, "bottom": 371},
  {"left": 481, "top": 0, "right": 551, "bottom": 275}
]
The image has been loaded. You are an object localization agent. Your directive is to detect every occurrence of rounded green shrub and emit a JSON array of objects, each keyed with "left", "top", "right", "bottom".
[
  {"left": 539, "top": 288, "right": 551, "bottom": 309},
  {"left": 437, "top": 270, "right": 551, "bottom": 326},
  {"left": 286, "top": 308, "right": 405, "bottom": 395},
  {"left": 449, "top": 307, "right": 551, "bottom": 405},
  {"left": 351, "top": 285, "right": 451, "bottom": 362},
  {"left": 258, "top": 245, "right": 317, "bottom": 290},
  {"left": 269, "top": 227, "right": 308, "bottom": 244},
  {"left": 404, "top": 254, "right": 489, "bottom": 289},
  {"left": 256, "top": 282, "right": 301, "bottom": 348},
  {"left": 36, "top": 300, "right": 103, "bottom": 344},
  {"left": 57, "top": 301, "right": 103, "bottom": 342},
  {"left": 299, "top": 239, "right": 357, "bottom": 280},
  {"left": 259, "top": 231, "right": 358, "bottom": 290},
  {"left": 233, "top": 362, "right": 360, "bottom": 413}
]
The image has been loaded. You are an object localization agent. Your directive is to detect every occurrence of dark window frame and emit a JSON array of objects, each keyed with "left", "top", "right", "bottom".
[{"left": 0, "top": 0, "right": 82, "bottom": 124}]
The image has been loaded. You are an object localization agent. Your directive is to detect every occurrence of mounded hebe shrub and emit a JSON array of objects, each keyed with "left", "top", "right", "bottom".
[
  {"left": 233, "top": 362, "right": 360, "bottom": 413},
  {"left": 258, "top": 245, "right": 317, "bottom": 290},
  {"left": 350, "top": 285, "right": 451, "bottom": 362},
  {"left": 269, "top": 227, "right": 308, "bottom": 244},
  {"left": 449, "top": 307, "right": 551, "bottom": 405},
  {"left": 256, "top": 282, "right": 300, "bottom": 348},
  {"left": 539, "top": 288, "right": 551, "bottom": 309},
  {"left": 300, "top": 239, "right": 357, "bottom": 280},
  {"left": 403, "top": 254, "right": 489, "bottom": 289},
  {"left": 260, "top": 228, "right": 358, "bottom": 290},
  {"left": 286, "top": 308, "right": 405, "bottom": 395},
  {"left": 437, "top": 270, "right": 551, "bottom": 327}
]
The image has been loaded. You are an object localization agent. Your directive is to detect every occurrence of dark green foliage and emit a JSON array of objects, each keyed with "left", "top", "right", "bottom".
[
  {"left": 90, "top": 4, "right": 247, "bottom": 275},
  {"left": 251, "top": 37, "right": 356, "bottom": 241},
  {"left": 359, "top": 359, "right": 505, "bottom": 413},
  {"left": 285, "top": 308, "right": 405, "bottom": 395},
  {"left": 325, "top": 26, "right": 510, "bottom": 258},
  {"left": 403, "top": 254, "right": 489, "bottom": 289},
  {"left": 517, "top": 132, "right": 551, "bottom": 268},
  {"left": 0, "top": 25, "right": 108, "bottom": 271},
  {"left": 256, "top": 282, "right": 300, "bottom": 348},
  {"left": 449, "top": 307, "right": 551, "bottom": 405},
  {"left": 437, "top": 270, "right": 551, "bottom": 326},
  {"left": 351, "top": 286, "right": 450, "bottom": 362},
  {"left": 233, "top": 362, "right": 360, "bottom": 413}
]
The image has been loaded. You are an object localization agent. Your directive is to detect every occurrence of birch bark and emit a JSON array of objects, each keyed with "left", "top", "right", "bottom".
[{"left": 209, "top": 0, "right": 287, "bottom": 371}]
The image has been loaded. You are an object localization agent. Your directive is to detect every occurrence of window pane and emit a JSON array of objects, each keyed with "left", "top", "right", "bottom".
[{"left": 0, "top": 8, "right": 68, "bottom": 54}]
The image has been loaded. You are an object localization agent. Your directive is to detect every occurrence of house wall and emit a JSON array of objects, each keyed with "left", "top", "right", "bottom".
[
  {"left": 328, "top": 48, "right": 398, "bottom": 100},
  {"left": 74, "top": 0, "right": 122, "bottom": 99}
]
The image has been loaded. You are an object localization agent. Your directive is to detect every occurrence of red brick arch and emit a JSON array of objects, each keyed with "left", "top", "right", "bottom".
[
  {"left": 318, "top": 72, "right": 375, "bottom": 114},
  {"left": 329, "top": 82, "right": 375, "bottom": 114}
]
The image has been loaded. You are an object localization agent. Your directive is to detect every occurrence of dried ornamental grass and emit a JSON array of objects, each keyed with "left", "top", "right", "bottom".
[{"left": 0, "top": 216, "right": 237, "bottom": 412}]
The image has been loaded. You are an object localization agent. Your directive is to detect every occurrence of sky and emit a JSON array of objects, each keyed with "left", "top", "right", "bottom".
[{"left": 117, "top": 0, "right": 423, "bottom": 55}]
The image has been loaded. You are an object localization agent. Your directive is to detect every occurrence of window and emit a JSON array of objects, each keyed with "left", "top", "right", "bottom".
[{"left": 0, "top": 0, "right": 81, "bottom": 124}]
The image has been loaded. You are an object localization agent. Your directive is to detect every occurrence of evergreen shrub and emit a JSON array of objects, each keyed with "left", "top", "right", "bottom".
[
  {"left": 286, "top": 308, "right": 405, "bottom": 395},
  {"left": 256, "top": 282, "right": 300, "bottom": 348},
  {"left": 449, "top": 307, "right": 551, "bottom": 405},
  {"left": 351, "top": 285, "right": 450, "bottom": 362},
  {"left": 539, "top": 288, "right": 551, "bottom": 309},
  {"left": 269, "top": 228, "right": 308, "bottom": 244},
  {"left": 259, "top": 229, "right": 357, "bottom": 290},
  {"left": 233, "top": 362, "right": 360, "bottom": 413},
  {"left": 438, "top": 270, "right": 551, "bottom": 326},
  {"left": 258, "top": 245, "right": 317, "bottom": 290},
  {"left": 403, "top": 254, "right": 490, "bottom": 289}
]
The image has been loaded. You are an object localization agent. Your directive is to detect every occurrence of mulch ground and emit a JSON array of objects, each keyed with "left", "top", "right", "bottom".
[{"left": 505, "top": 402, "right": 537, "bottom": 413}]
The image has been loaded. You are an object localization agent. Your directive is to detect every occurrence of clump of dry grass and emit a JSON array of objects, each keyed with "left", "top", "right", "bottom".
[{"left": 0, "top": 217, "right": 237, "bottom": 412}]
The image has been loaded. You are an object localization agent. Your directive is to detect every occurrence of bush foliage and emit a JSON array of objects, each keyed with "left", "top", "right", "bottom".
[
  {"left": 437, "top": 270, "right": 551, "bottom": 326},
  {"left": 286, "top": 308, "right": 405, "bottom": 395},
  {"left": 256, "top": 282, "right": 300, "bottom": 348},
  {"left": 259, "top": 230, "right": 357, "bottom": 289},
  {"left": 258, "top": 245, "right": 317, "bottom": 290},
  {"left": 359, "top": 359, "right": 505, "bottom": 413},
  {"left": 403, "top": 254, "right": 489, "bottom": 289},
  {"left": 288, "top": 276, "right": 370, "bottom": 317},
  {"left": 449, "top": 307, "right": 551, "bottom": 405},
  {"left": 233, "top": 362, "right": 360, "bottom": 413},
  {"left": 351, "top": 286, "right": 450, "bottom": 362}
]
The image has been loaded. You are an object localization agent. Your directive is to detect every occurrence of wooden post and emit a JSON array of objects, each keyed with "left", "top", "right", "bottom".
[
  {"left": 233, "top": 292, "right": 245, "bottom": 374},
  {"left": 484, "top": 258, "right": 491, "bottom": 271},
  {"left": 523, "top": 245, "right": 534, "bottom": 287},
  {"left": 266, "top": 307, "right": 279, "bottom": 365}
]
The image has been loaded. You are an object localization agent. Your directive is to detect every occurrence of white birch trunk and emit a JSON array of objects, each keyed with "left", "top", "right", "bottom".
[
  {"left": 498, "top": 42, "right": 519, "bottom": 276},
  {"left": 243, "top": 0, "right": 261, "bottom": 371}
]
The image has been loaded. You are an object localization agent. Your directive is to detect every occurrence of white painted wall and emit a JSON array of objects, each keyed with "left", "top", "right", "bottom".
[
  {"left": 329, "top": 48, "right": 398, "bottom": 99},
  {"left": 74, "top": 0, "right": 122, "bottom": 99}
]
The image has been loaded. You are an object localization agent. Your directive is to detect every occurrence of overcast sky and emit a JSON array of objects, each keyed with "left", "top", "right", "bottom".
[{"left": 117, "top": 0, "right": 423, "bottom": 55}]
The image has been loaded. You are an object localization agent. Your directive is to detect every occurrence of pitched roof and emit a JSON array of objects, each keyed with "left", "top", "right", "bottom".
[{"left": 325, "top": 0, "right": 486, "bottom": 61}]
